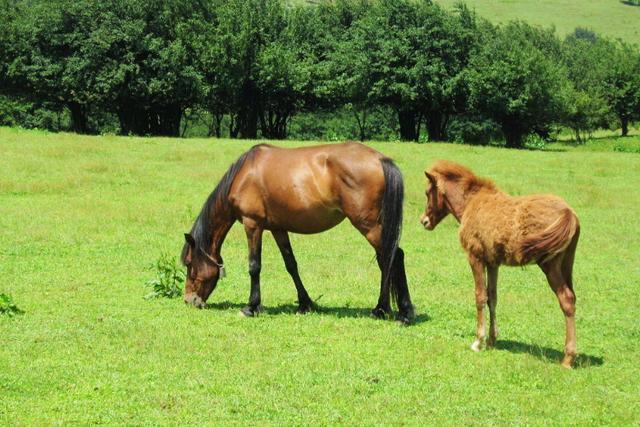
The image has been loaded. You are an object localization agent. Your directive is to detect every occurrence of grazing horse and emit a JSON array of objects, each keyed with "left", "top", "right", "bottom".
[
  {"left": 181, "top": 142, "right": 415, "bottom": 323},
  {"left": 420, "top": 160, "right": 580, "bottom": 367}
]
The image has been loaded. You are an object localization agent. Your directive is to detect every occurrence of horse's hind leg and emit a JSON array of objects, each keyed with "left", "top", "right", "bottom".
[
  {"left": 355, "top": 223, "right": 391, "bottom": 319},
  {"left": 486, "top": 265, "right": 499, "bottom": 348},
  {"left": 468, "top": 254, "right": 488, "bottom": 352},
  {"left": 540, "top": 256, "right": 577, "bottom": 368},
  {"left": 391, "top": 247, "right": 414, "bottom": 324},
  {"left": 272, "top": 230, "right": 314, "bottom": 314}
]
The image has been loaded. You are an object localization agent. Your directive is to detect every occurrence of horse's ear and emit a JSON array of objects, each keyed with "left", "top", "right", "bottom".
[{"left": 184, "top": 233, "right": 195, "bottom": 247}]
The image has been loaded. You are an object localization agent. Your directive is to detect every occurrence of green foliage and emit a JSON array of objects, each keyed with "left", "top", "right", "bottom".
[
  {"left": 0, "top": 293, "right": 24, "bottom": 317},
  {"left": 465, "top": 22, "right": 568, "bottom": 148},
  {"left": 144, "top": 254, "right": 185, "bottom": 300}
]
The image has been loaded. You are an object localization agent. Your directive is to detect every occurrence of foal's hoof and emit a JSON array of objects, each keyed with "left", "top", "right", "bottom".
[
  {"left": 470, "top": 339, "right": 484, "bottom": 352},
  {"left": 486, "top": 337, "right": 497, "bottom": 348},
  {"left": 561, "top": 355, "right": 575, "bottom": 369},
  {"left": 371, "top": 307, "right": 391, "bottom": 320}
]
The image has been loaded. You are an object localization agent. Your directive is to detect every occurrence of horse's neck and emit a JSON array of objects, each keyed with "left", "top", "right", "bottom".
[{"left": 208, "top": 211, "right": 235, "bottom": 257}]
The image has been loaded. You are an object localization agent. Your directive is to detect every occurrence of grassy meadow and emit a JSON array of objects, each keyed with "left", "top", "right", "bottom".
[{"left": 1, "top": 127, "right": 639, "bottom": 424}]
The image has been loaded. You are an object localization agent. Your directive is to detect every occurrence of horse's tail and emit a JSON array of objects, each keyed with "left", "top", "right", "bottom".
[
  {"left": 521, "top": 208, "right": 580, "bottom": 264},
  {"left": 380, "top": 158, "right": 404, "bottom": 305}
]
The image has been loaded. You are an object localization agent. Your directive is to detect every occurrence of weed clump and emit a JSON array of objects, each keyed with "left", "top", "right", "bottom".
[
  {"left": 0, "top": 293, "right": 24, "bottom": 317},
  {"left": 144, "top": 254, "right": 185, "bottom": 300}
]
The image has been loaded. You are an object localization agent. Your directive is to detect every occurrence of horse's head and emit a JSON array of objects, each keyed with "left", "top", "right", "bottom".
[
  {"left": 421, "top": 171, "right": 449, "bottom": 230},
  {"left": 181, "top": 233, "right": 224, "bottom": 308}
]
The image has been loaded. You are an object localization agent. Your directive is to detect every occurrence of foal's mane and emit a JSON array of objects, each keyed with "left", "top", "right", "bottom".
[
  {"left": 181, "top": 145, "right": 265, "bottom": 264},
  {"left": 430, "top": 160, "right": 497, "bottom": 193}
]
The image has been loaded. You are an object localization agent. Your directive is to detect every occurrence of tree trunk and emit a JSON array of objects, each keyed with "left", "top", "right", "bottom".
[
  {"left": 352, "top": 106, "right": 368, "bottom": 141},
  {"left": 425, "top": 110, "right": 446, "bottom": 142},
  {"left": 621, "top": 116, "right": 629, "bottom": 137},
  {"left": 397, "top": 109, "right": 418, "bottom": 141},
  {"left": 237, "top": 81, "right": 259, "bottom": 139},
  {"left": 68, "top": 102, "right": 90, "bottom": 134},
  {"left": 502, "top": 121, "right": 524, "bottom": 148}
]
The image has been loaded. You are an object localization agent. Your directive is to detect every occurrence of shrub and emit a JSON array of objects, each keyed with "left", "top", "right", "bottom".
[
  {"left": 0, "top": 293, "right": 24, "bottom": 317},
  {"left": 144, "top": 254, "right": 185, "bottom": 300}
]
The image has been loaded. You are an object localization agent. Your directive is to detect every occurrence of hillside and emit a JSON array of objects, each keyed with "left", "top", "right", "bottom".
[{"left": 436, "top": 0, "right": 640, "bottom": 43}]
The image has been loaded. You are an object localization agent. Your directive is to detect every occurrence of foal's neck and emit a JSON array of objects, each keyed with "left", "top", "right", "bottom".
[{"left": 447, "top": 183, "right": 499, "bottom": 223}]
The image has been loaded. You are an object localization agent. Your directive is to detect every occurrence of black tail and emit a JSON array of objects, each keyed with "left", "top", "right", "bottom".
[{"left": 380, "top": 158, "right": 404, "bottom": 306}]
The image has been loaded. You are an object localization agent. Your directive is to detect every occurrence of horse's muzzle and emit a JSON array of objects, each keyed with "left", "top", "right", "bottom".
[
  {"left": 184, "top": 293, "right": 205, "bottom": 309},
  {"left": 420, "top": 215, "right": 432, "bottom": 230}
]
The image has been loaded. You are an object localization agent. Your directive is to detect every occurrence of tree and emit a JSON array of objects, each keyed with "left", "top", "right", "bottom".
[
  {"left": 465, "top": 22, "right": 567, "bottom": 148},
  {"left": 603, "top": 41, "right": 640, "bottom": 136}
]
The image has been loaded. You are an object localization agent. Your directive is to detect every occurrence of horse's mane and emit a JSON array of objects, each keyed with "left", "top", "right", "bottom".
[
  {"left": 429, "top": 160, "right": 497, "bottom": 193},
  {"left": 181, "top": 145, "right": 265, "bottom": 264}
]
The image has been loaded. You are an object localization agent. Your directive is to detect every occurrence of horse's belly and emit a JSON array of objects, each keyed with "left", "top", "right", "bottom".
[{"left": 266, "top": 206, "right": 346, "bottom": 234}]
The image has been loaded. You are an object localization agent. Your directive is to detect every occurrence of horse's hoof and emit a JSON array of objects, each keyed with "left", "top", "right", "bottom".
[
  {"left": 240, "top": 306, "right": 258, "bottom": 317},
  {"left": 371, "top": 307, "right": 391, "bottom": 320},
  {"left": 486, "top": 337, "right": 497, "bottom": 348},
  {"left": 296, "top": 305, "right": 313, "bottom": 315},
  {"left": 395, "top": 314, "right": 412, "bottom": 325},
  {"left": 470, "top": 340, "right": 484, "bottom": 352}
]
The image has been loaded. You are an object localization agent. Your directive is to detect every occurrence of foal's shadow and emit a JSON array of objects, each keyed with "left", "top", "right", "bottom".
[
  {"left": 495, "top": 340, "right": 604, "bottom": 368},
  {"left": 204, "top": 301, "right": 430, "bottom": 324}
]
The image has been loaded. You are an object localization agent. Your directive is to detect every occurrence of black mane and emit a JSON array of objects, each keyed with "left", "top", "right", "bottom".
[{"left": 181, "top": 145, "right": 264, "bottom": 264}]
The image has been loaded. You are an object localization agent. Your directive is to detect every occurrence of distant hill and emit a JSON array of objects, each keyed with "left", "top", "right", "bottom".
[
  {"left": 435, "top": 0, "right": 640, "bottom": 43},
  {"left": 288, "top": 0, "right": 640, "bottom": 44}
]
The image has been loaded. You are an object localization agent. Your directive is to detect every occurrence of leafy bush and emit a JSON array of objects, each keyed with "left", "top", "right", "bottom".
[
  {"left": 0, "top": 293, "right": 24, "bottom": 317},
  {"left": 144, "top": 254, "right": 185, "bottom": 300}
]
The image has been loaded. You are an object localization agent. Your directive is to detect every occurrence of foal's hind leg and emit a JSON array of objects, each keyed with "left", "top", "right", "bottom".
[
  {"left": 468, "top": 255, "right": 488, "bottom": 352},
  {"left": 272, "top": 231, "right": 314, "bottom": 314},
  {"left": 486, "top": 266, "right": 499, "bottom": 348},
  {"left": 540, "top": 256, "right": 577, "bottom": 368}
]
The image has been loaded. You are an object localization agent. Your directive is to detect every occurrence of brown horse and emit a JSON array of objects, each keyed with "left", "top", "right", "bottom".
[
  {"left": 420, "top": 160, "right": 580, "bottom": 367},
  {"left": 181, "top": 142, "right": 415, "bottom": 323}
]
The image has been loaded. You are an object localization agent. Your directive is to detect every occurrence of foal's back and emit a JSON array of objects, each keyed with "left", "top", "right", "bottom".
[{"left": 460, "top": 189, "right": 576, "bottom": 266}]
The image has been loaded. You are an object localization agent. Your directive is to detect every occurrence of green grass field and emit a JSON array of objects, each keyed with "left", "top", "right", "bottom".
[{"left": 1, "top": 127, "right": 639, "bottom": 424}]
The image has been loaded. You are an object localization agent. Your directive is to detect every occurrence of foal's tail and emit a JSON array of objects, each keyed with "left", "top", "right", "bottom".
[
  {"left": 521, "top": 208, "right": 580, "bottom": 264},
  {"left": 380, "top": 158, "right": 404, "bottom": 304}
]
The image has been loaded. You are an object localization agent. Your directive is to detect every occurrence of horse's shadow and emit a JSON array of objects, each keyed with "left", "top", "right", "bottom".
[
  {"left": 495, "top": 339, "right": 604, "bottom": 368},
  {"left": 204, "top": 300, "right": 430, "bottom": 324}
]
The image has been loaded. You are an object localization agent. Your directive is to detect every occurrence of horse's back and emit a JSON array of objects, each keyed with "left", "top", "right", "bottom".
[{"left": 229, "top": 142, "right": 386, "bottom": 233}]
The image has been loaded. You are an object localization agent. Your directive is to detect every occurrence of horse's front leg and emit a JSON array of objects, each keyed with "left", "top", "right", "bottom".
[
  {"left": 272, "top": 230, "right": 314, "bottom": 314},
  {"left": 468, "top": 255, "right": 488, "bottom": 352},
  {"left": 241, "top": 220, "right": 263, "bottom": 317}
]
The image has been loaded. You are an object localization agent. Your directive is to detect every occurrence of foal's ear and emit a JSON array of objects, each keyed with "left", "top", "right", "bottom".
[
  {"left": 425, "top": 171, "right": 436, "bottom": 184},
  {"left": 184, "top": 233, "right": 196, "bottom": 247}
]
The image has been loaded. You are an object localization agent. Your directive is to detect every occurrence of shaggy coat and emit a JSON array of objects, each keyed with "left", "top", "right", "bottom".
[{"left": 421, "top": 160, "right": 580, "bottom": 368}]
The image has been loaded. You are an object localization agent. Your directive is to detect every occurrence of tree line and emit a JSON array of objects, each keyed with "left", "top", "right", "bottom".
[{"left": 1, "top": 0, "right": 639, "bottom": 148}]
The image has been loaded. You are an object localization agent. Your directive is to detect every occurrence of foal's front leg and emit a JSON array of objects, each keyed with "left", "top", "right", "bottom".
[
  {"left": 468, "top": 255, "right": 488, "bottom": 352},
  {"left": 241, "top": 221, "right": 263, "bottom": 317}
]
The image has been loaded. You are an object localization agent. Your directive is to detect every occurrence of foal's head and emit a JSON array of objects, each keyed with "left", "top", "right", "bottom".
[
  {"left": 420, "top": 171, "right": 449, "bottom": 230},
  {"left": 181, "top": 233, "right": 224, "bottom": 308}
]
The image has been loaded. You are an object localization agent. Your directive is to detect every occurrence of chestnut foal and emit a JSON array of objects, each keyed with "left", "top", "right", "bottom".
[{"left": 421, "top": 161, "right": 580, "bottom": 367}]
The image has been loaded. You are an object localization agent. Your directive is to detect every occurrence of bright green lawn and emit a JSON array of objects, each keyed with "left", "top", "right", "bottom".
[
  {"left": 1, "top": 127, "right": 639, "bottom": 424},
  {"left": 435, "top": 0, "right": 640, "bottom": 43}
]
